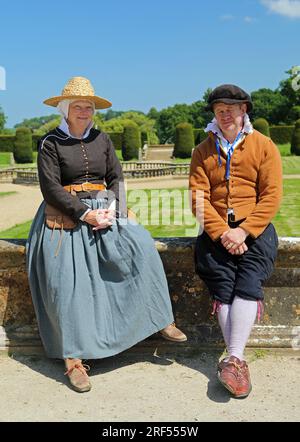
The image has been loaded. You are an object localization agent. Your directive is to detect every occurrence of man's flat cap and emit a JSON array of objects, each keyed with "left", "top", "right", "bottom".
[{"left": 205, "top": 84, "right": 253, "bottom": 112}]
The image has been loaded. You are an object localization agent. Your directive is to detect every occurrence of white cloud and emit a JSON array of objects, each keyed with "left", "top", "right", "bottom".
[
  {"left": 219, "top": 14, "right": 235, "bottom": 21},
  {"left": 244, "top": 16, "right": 255, "bottom": 22},
  {"left": 261, "top": 0, "right": 300, "bottom": 18}
]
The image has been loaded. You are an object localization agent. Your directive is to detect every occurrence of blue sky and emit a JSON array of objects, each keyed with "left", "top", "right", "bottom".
[{"left": 0, "top": 0, "right": 299, "bottom": 127}]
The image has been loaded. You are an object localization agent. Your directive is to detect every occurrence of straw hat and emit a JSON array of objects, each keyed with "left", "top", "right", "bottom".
[{"left": 43, "top": 76, "right": 112, "bottom": 109}]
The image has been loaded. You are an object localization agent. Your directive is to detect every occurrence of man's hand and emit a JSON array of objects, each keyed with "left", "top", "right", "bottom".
[{"left": 221, "top": 227, "right": 249, "bottom": 255}]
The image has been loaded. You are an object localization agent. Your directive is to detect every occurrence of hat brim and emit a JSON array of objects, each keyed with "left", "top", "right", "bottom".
[
  {"left": 43, "top": 95, "right": 112, "bottom": 109},
  {"left": 205, "top": 98, "right": 252, "bottom": 112}
]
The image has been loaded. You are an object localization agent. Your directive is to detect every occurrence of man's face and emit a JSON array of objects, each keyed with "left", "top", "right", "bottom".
[{"left": 213, "top": 102, "right": 247, "bottom": 133}]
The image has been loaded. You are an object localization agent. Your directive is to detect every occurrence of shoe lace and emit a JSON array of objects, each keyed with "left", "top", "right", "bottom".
[
  {"left": 226, "top": 361, "right": 249, "bottom": 381},
  {"left": 64, "top": 362, "right": 90, "bottom": 377}
]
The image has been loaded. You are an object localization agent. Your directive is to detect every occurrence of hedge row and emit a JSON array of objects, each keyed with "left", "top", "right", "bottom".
[
  {"left": 0, "top": 135, "right": 15, "bottom": 152},
  {"left": 107, "top": 131, "right": 150, "bottom": 151},
  {"left": 0, "top": 131, "right": 129, "bottom": 152},
  {"left": 269, "top": 126, "right": 295, "bottom": 145},
  {"left": 106, "top": 132, "right": 123, "bottom": 150},
  {"left": 193, "top": 129, "right": 207, "bottom": 145},
  {"left": 193, "top": 126, "right": 296, "bottom": 146},
  {"left": 0, "top": 134, "right": 42, "bottom": 152}
]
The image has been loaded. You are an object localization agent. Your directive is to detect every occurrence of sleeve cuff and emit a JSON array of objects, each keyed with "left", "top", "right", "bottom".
[{"left": 79, "top": 208, "right": 92, "bottom": 221}]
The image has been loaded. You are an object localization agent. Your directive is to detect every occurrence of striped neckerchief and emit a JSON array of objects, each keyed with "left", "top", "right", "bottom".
[{"left": 204, "top": 113, "right": 253, "bottom": 180}]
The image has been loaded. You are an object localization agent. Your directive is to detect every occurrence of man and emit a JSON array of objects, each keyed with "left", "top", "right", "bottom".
[{"left": 189, "top": 84, "right": 282, "bottom": 398}]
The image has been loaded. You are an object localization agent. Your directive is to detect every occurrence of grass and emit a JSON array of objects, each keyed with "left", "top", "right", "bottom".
[
  {"left": 277, "top": 143, "right": 291, "bottom": 156},
  {"left": 0, "top": 220, "right": 33, "bottom": 239},
  {"left": 0, "top": 191, "right": 17, "bottom": 198},
  {"left": 0, "top": 152, "right": 38, "bottom": 168},
  {"left": 0, "top": 152, "right": 11, "bottom": 166},
  {"left": 281, "top": 157, "right": 300, "bottom": 175},
  {"left": 273, "top": 179, "right": 300, "bottom": 236},
  {"left": 248, "top": 349, "right": 270, "bottom": 363},
  {"left": 1, "top": 180, "right": 299, "bottom": 239}
]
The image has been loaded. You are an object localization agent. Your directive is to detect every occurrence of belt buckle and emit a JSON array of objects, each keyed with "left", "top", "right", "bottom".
[
  {"left": 81, "top": 181, "right": 90, "bottom": 191},
  {"left": 227, "top": 208, "right": 235, "bottom": 223}
]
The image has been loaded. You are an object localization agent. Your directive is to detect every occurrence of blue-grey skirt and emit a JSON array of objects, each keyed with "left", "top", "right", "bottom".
[{"left": 26, "top": 198, "right": 174, "bottom": 359}]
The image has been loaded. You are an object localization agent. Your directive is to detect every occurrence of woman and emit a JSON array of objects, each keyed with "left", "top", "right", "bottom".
[{"left": 26, "top": 76, "right": 187, "bottom": 393}]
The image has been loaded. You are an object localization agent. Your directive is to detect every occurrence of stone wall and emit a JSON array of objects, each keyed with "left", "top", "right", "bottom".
[
  {"left": 0, "top": 237, "right": 299, "bottom": 355},
  {"left": 145, "top": 145, "right": 174, "bottom": 161}
]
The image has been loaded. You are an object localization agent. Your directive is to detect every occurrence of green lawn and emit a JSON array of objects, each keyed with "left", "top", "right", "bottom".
[
  {"left": 1, "top": 180, "right": 299, "bottom": 239},
  {"left": 0, "top": 152, "right": 11, "bottom": 166},
  {"left": 0, "top": 220, "right": 33, "bottom": 239},
  {"left": 273, "top": 179, "right": 300, "bottom": 236},
  {"left": 0, "top": 152, "right": 38, "bottom": 168},
  {"left": 277, "top": 143, "right": 292, "bottom": 156},
  {"left": 0, "top": 191, "right": 17, "bottom": 198},
  {"left": 281, "top": 157, "right": 300, "bottom": 175}
]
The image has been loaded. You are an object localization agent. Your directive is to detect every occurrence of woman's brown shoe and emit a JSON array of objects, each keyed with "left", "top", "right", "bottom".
[
  {"left": 159, "top": 322, "right": 187, "bottom": 342},
  {"left": 64, "top": 359, "right": 92, "bottom": 393}
]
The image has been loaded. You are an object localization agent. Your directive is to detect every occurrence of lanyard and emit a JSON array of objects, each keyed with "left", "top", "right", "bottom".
[{"left": 215, "top": 131, "right": 242, "bottom": 180}]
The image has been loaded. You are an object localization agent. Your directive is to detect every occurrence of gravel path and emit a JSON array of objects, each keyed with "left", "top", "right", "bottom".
[{"left": 0, "top": 350, "right": 299, "bottom": 422}]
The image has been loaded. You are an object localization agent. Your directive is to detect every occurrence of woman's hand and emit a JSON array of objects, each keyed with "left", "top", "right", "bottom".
[
  {"left": 84, "top": 209, "right": 115, "bottom": 230},
  {"left": 221, "top": 227, "right": 249, "bottom": 255}
]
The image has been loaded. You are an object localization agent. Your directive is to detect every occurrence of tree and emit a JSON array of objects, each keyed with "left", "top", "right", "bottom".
[
  {"left": 0, "top": 105, "right": 7, "bottom": 132},
  {"left": 278, "top": 67, "right": 300, "bottom": 106},
  {"left": 251, "top": 88, "right": 289, "bottom": 125},
  {"left": 291, "top": 119, "right": 300, "bottom": 156},
  {"left": 14, "top": 114, "right": 59, "bottom": 130},
  {"left": 147, "top": 107, "right": 159, "bottom": 121},
  {"left": 98, "top": 111, "right": 159, "bottom": 144},
  {"left": 288, "top": 106, "right": 300, "bottom": 123},
  {"left": 38, "top": 117, "right": 61, "bottom": 134},
  {"left": 156, "top": 104, "right": 193, "bottom": 143},
  {"left": 102, "top": 109, "right": 126, "bottom": 121},
  {"left": 190, "top": 100, "right": 213, "bottom": 128}
]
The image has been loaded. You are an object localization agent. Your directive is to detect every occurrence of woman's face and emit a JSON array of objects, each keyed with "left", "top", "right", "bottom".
[{"left": 67, "top": 100, "right": 94, "bottom": 131}]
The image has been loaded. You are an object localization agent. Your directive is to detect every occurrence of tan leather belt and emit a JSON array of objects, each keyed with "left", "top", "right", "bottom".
[{"left": 63, "top": 183, "right": 106, "bottom": 193}]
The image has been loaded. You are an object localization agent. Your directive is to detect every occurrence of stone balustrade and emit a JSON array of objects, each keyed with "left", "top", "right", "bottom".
[{"left": 0, "top": 163, "right": 190, "bottom": 184}]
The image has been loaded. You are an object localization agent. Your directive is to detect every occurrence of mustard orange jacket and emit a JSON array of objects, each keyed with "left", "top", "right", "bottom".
[{"left": 189, "top": 129, "right": 283, "bottom": 240}]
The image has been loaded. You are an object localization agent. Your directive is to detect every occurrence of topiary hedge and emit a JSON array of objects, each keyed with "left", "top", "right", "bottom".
[
  {"left": 253, "top": 118, "right": 270, "bottom": 137},
  {"left": 291, "top": 119, "right": 300, "bottom": 156},
  {"left": 0, "top": 135, "right": 15, "bottom": 152},
  {"left": 107, "top": 132, "right": 123, "bottom": 150},
  {"left": 13, "top": 127, "right": 33, "bottom": 163},
  {"left": 269, "top": 126, "right": 294, "bottom": 145},
  {"left": 173, "top": 122, "right": 194, "bottom": 158},
  {"left": 193, "top": 128, "right": 207, "bottom": 145},
  {"left": 121, "top": 121, "right": 141, "bottom": 161}
]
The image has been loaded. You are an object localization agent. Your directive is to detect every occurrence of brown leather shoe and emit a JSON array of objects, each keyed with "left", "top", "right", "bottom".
[
  {"left": 159, "top": 322, "right": 187, "bottom": 342},
  {"left": 217, "top": 356, "right": 252, "bottom": 398},
  {"left": 64, "top": 359, "right": 92, "bottom": 393}
]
